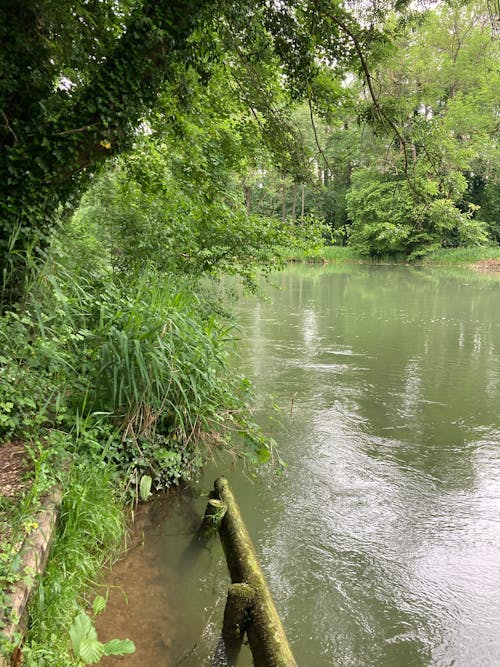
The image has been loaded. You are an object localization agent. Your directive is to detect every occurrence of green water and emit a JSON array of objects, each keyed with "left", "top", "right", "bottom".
[{"left": 98, "top": 265, "right": 500, "bottom": 667}]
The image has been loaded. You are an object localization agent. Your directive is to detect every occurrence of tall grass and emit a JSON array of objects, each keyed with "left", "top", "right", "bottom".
[
  {"left": 283, "top": 244, "right": 410, "bottom": 263},
  {"left": 422, "top": 246, "right": 500, "bottom": 265},
  {"left": 22, "top": 457, "right": 125, "bottom": 667},
  {"left": 78, "top": 271, "right": 269, "bottom": 487},
  {"left": 284, "top": 243, "right": 500, "bottom": 266},
  {"left": 283, "top": 245, "right": 361, "bottom": 262}
]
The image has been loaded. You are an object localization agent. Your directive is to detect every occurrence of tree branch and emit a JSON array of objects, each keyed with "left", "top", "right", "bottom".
[
  {"left": 308, "top": 98, "right": 333, "bottom": 175},
  {"left": 0, "top": 109, "right": 18, "bottom": 145}
]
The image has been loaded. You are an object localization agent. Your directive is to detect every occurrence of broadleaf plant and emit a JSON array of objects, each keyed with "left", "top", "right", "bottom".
[{"left": 69, "top": 598, "right": 135, "bottom": 665}]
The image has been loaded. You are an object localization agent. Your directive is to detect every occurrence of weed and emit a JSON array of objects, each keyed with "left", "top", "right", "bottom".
[{"left": 69, "top": 595, "right": 135, "bottom": 664}]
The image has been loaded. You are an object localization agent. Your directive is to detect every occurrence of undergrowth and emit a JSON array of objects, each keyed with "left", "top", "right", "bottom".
[{"left": 422, "top": 246, "right": 500, "bottom": 265}]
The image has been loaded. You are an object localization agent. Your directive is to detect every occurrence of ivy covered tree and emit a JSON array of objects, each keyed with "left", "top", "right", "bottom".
[
  {"left": 0, "top": 0, "right": 216, "bottom": 296},
  {"left": 0, "top": 0, "right": 405, "bottom": 298}
]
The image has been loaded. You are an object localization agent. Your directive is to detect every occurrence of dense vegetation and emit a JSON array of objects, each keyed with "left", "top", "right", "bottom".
[{"left": 0, "top": 0, "right": 498, "bottom": 664}]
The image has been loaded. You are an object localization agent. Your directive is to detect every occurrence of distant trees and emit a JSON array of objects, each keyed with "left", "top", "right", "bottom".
[
  {"left": 245, "top": 0, "right": 499, "bottom": 257},
  {"left": 346, "top": 0, "right": 498, "bottom": 257}
]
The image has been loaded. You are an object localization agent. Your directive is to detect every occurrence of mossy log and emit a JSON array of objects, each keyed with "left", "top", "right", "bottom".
[
  {"left": 213, "top": 477, "right": 297, "bottom": 667},
  {"left": 0, "top": 484, "right": 62, "bottom": 667}
]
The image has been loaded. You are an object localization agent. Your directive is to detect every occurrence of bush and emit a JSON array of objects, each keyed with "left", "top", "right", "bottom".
[{"left": 346, "top": 169, "right": 488, "bottom": 258}]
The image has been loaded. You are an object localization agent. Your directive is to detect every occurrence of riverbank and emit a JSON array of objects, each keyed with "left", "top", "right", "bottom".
[
  {"left": 0, "top": 438, "right": 127, "bottom": 665},
  {"left": 87, "top": 264, "right": 500, "bottom": 666},
  {"left": 285, "top": 245, "right": 500, "bottom": 268}
]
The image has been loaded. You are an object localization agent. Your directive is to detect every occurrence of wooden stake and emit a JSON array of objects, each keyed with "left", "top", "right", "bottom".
[
  {"left": 222, "top": 583, "right": 255, "bottom": 663},
  {"left": 200, "top": 495, "right": 227, "bottom": 538}
]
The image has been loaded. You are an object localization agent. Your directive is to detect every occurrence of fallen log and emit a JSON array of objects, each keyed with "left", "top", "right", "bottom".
[
  {"left": 213, "top": 477, "right": 297, "bottom": 667},
  {"left": 0, "top": 484, "right": 63, "bottom": 667}
]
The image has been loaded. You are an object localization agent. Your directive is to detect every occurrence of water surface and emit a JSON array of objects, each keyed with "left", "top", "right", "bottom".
[{"left": 98, "top": 265, "right": 500, "bottom": 667}]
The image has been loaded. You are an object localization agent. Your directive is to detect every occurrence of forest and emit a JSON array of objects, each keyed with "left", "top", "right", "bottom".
[{"left": 0, "top": 0, "right": 498, "bottom": 664}]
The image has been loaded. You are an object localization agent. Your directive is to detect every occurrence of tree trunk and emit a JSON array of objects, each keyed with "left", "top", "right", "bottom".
[
  {"left": 243, "top": 183, "right": 251, "bottom": 214},
  {"left": 212, "top": 477, "right": 297, "bottom": 667},
  {"left": 300, "top": 184, "right": 305, "bottom": 220},
  {"left": 282, "top": 181, "right": 287, "bottom": 223},
  {"left": 291, "top": 182, "right": 297, "bottom": 221},
  {"left": 221, "top": 583, "right": 255, "bottom": 664},
  {"left": 0, "top": 0, "right": 213, "bottom": 300}
]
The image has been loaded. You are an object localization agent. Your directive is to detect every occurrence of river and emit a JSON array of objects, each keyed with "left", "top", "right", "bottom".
[{"left": 98, "top": 264, "right": 500, "bottom": 667}]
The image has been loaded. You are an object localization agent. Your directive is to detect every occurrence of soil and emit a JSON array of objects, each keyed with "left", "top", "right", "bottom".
[
  {"left": 0, "top": 440, "right": 32, "bottom": 500},
  {"left": 0, "top": 440, "right": 34, "bottom": 548}
]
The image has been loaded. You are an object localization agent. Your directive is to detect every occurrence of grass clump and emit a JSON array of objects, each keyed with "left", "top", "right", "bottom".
[
  {"left": 284, "top": 244, "right": 410, "bottom": 264},
  {"left": 284, "top": 245, "right": 361, "bottom": 263}
]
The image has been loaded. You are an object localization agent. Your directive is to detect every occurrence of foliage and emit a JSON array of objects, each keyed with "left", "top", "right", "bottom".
[
  {"left": 283, "top": 245, "right": 362, "bottom": 263},
  {"left": 0, "top": 0, "right": 399, "bottom": 298},
  {"left": 0, "top": 178, "right": 283, "bottom": 482},
  {"left": 74, "top": 160, "right": 324, "bottom": 287},
  {"left": 0, "top": 444, "right": 59, "bottom": 659},
  {"left": 0, "top": 308, "right": 74, "bottom": 439},
  {"left": 69, "top": 597, "right": 135, "bottom": 665},
  {"left": 422, "top": 246, "right": 500, "bottom": 266},
  {"left": 0, "top": 0, "right": 215, "bottom": 294},
  {"left": 244, "top": 0, "right": 499, "bottom": 258},
  {"left": 77, "top": 270, "right": 276, "bottom": 487},
  {"left": 346, "top": 169, "right": 488, "bottom": 258},
  {"left": 343, "top": 0, "right": 498, "bottom": 257}
]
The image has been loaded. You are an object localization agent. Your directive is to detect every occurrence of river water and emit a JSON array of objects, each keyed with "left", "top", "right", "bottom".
[{"left": 98, "top": 265, "right": 500, "bottom": 667}]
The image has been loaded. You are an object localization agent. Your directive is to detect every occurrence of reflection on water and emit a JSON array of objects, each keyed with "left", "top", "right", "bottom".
[{"left": 97, "top": 266, "right": 500, "bottom": 667}]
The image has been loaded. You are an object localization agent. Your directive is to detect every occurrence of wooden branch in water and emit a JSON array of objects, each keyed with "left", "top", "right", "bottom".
[
  {"left": 222, "top": 583, "right": 255, "bottom": 663},
  {"left": 213, "top": 477, "right": 297, "bottom": 667}
]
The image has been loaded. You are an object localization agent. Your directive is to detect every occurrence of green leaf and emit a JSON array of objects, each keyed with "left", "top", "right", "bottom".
[
  {"left": 139, "top": 474, "right": 152, "bottom": 501},
  {"left": 103, "top": 638, "right": 136, "bottom": 656},
  {"left": 92, "top": 595, "right": 107, "bottom": 617},
  {"left": 69, "top": 612, "right": 95, "bottom": 654},
  {"left": 79, "top": 637, "right": 105, "bottom": 664},
  {"left": 256, "top": 446, "right": 271, "bottom": 464}
]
